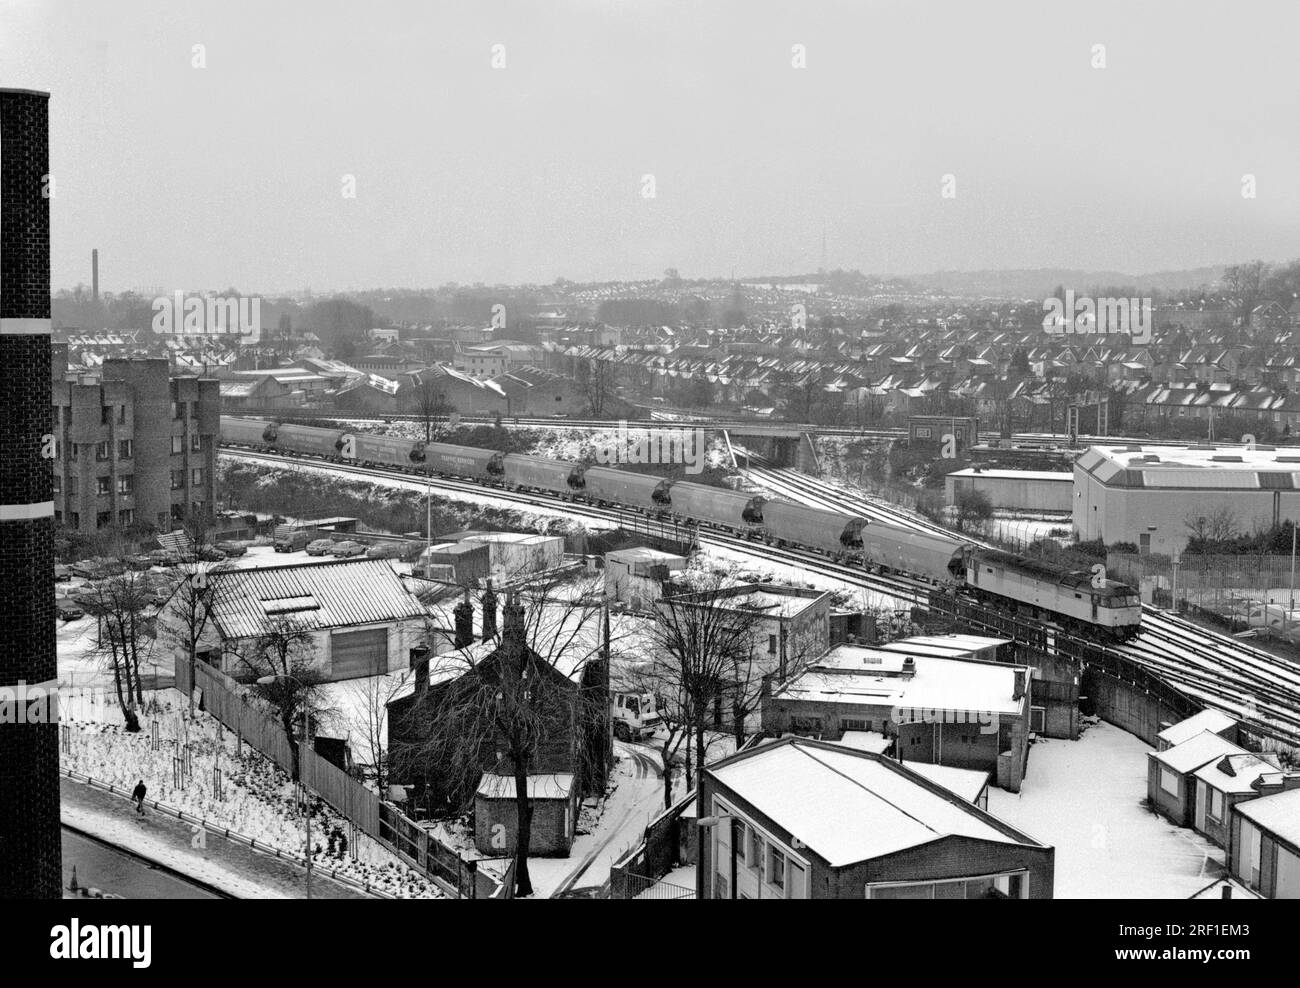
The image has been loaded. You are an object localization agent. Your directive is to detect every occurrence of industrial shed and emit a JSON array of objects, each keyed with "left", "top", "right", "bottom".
[
  {"left": 1074, "top": 443, "right": 1300, "bottom": 555},
  {"left": 945, "top": 468, "right": 1073, "bottom": 512}
]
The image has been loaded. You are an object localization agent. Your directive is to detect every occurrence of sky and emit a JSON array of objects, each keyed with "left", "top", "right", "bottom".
[{"left": 3, "top": 0, "right": 1299, "bottom": 293}]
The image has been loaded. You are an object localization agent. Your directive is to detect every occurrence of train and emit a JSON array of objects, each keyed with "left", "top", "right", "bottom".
[{"left": 220, "top": 416, "right": 1142, "bottom": 640}]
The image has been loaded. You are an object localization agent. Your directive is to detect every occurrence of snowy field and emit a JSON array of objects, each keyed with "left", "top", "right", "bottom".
[{"left": 988, "top": 720, "right": 1226, "bottom": 898}]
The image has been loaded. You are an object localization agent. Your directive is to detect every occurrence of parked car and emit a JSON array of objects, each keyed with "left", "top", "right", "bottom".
[
  {"left": 69, "top": 560, "right": 106, "bottom": 580},
  {"left": 216, "top": 541, "right": 248, "bottom": 557},
  {"left": 124, "top": 554, "right": 154, "bottom": 571},
  {"left": 53, "top": 564, "right": 72, "bottom": 582},
  {"left": 305, "top": 539, "right": 335, "bottom": 557},
  {"left": 56, "top": 598, "right": 86, "bottom": 622},
  {"left": 148, "top": 548, "right": 180, "bottom": 567},
  {"left": 194, "top": 546, "right": 227, "bottom": 562},
  {"left": 330, "top": 540, "right": 367, "bottom": 558}
]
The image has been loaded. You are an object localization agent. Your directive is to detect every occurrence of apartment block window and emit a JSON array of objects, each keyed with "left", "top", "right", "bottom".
[
  {"left": 118, "top": 509, "right": 134, "bottom": 526},
  {"left": 117, "top": 475, "right": 133, "bottom": 495},
  {"left": 157, "top": 513, "right": 169, "bottom": 529},
  {"left": 171, "top": 504, "right": 184, "bottom": 521},
  {"left": 191, "top": 467, "right": 204, "bottom": 486},
  {"left": 117, "top": 405, "right": 127, "bottom": 425},
  {"left": 96, "top": 476, "right": 111, "bottom": 496},
  {"left": 171, "top": 401, "right": 182, "bottom": 420},
  {"left": 171, "top": 436, "right": 185, "bottom": 454},
  {"left": 96, "top": 511, "right": 111, "bottom": 529},
  {"left": 51, "top": 475, "right": 61, "bottom": 494},
  {"left": 68, "top": 476, "right": 79, "bottom": 496},
  {"left": 746, "top": 825, "right": 762, "bottom": 874},
  {"left": 170, "top": 470, "right": 185, "bottom": 490},
  {"left": 69, "top": 512, "right": 80, "bottom": 529},
  {"left": 768, "top": 634, "right": 778, "bottom": 655},
  {"left": 101, "top": 406, "right": 110, "bottom": 425},
  {"left": 54, "top": 510, "right": 62, "bottom": 525},
  {"left": 191, "top": 432, "right": 203, "bottom": 452},
  {"left": 95, "top": 441, "right": 111, "bottom": 461},
  {"left": 118, "top": 439, "right": 133, "bottom": 460}
]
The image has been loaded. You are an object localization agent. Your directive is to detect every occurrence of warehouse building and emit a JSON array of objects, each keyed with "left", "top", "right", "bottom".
[
  {"left": 1074, "top": 443, "right": 1300, "bottom": 555},
  {"left": 944, "top": 468, "right": 1073, "bottom": 512}
]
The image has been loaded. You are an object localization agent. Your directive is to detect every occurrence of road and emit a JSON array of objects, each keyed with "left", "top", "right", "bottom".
[{"left": 62, "top": 826, "right": 227, "bottom": 899}]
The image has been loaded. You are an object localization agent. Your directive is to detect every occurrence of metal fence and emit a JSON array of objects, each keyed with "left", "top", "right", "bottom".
[{"left": 623, "top": 872, "right": 695, "bottom": 899}]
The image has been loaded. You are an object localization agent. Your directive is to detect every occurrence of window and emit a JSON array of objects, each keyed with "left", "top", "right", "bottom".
[
  {"left": 1209, "top": 788, "right": 1224, "bottom": 822},
  {"left": 54, "top": 510, "right": 62, "bottom": 524},
  {"left": 767, "top": 846, "right": 786, "bottom": 891},
  {"left": 118, "top": 509, "right": 134, "bottom": 525},
  {"left": 746, "top": 825, "right": 762, "bottom": 873},
  {"left": 96, "top": 511, "right": 111, "bottom": 529},
  {"left": 51, "top": 475, "right": 61, "bottom": 494},
  {"left": 1159, "top": 766, "right": 1179, "bottom": 797},
  {"left": 69, "top": 512, "right": 80, "bottom": 529},
  {"left": 96, "top": 476, "right": 111, "bottom": 496},
  {"left": 171, "top": 436, "right": 184, "bottom": 454},
  {"left": 191, "top": 432, "right": 203, "bottom": 452},
  {"left": 95, "top": 441, "right": 111, "bottom": 461},
  {"left": 117, "top": 405, "right": 127, "bottom": 424},
  {"left": 118, "top": 439, "right": 132, "bottom": 460},
  {"left": 192, "top": 467, "right": 204, "bottom": 486},
  {"left": 68, "top": 476, "right": 79, "bottom": 496},
  {"left": 101, "top": 406, "right": 110, "bottom": 425},
  {"left": 170, "top": 470, "right": 185, "bottom": 490},
  {"left": 170, "top": 504, "right": 184, "bottom": 521},
  {"left": 117, "top": 475, "right": 133, "bottom": 495},
  {"left": 171, "top": 401, "right": 182, "bottom": 420},
  {"left": 768, "top": 634, "right": 778, "bottom": 655}
]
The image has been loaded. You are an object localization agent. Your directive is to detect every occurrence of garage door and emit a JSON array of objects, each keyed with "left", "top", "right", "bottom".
[
  {"left": 1276, "top": 846, "right": 1300, "bottom": 899},
  {"left": 330, "top": 627, "right": 389, "bottom": 680}
]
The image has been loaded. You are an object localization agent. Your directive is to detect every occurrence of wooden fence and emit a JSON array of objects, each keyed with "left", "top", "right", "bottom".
[{"left": 175, "top": 652, "right": 511, "bottom": 898}]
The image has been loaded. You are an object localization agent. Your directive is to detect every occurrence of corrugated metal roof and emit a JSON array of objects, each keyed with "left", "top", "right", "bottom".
[{"left": 207, "top": 558, "right": 428, "bottom": 639}]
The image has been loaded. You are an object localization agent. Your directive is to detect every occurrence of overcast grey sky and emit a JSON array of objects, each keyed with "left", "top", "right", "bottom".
[{"left": 4, "top": 0, "right": 1298, "bottom": 292}]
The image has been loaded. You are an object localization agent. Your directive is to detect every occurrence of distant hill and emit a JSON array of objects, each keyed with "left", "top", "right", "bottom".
[{"left": 901, "top": 266, "right": 1226, "bottom": 299}]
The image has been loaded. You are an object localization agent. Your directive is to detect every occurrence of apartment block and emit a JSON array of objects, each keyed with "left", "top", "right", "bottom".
[{"left": 50, "top": 344, "right": 220, "bottom": 533}]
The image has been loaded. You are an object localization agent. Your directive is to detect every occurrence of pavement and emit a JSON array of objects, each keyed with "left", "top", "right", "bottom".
[{"left": 60, "top": 776, "right": 371, "bottom": 899}]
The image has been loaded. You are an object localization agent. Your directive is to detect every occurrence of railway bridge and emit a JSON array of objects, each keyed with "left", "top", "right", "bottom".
[{"left": 722, "top": 427, "right": 819, "bottom": 472}]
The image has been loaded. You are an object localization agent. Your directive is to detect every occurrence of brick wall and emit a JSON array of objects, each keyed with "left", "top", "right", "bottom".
[{"left": 0, "top": 88, "right": 61, "bottom": 899}]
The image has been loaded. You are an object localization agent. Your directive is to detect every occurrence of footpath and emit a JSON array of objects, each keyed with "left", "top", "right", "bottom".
[{"left": 61, "top": 777, "right": 371, "bottom": 899}]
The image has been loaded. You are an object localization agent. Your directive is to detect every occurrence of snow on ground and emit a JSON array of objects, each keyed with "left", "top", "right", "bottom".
[
  {"left": 987, "top": 720, "right": 1226, "bottom": 898},
  {"left": 60, "top": 691, "right": 443, "bottom": 898},
  {"left": 696, "top": 541, "right": 913, "bottom": 611}
]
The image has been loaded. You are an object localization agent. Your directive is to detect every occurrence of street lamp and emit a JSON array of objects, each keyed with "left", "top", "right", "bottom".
[{"left": 256, "top": 672, "right": 313, "bottom": 899}]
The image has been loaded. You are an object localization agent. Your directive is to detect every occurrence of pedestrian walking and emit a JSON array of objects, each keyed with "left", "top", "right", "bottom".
[{"left": 132, "top": 779, "right": 147, "bottom": 816}]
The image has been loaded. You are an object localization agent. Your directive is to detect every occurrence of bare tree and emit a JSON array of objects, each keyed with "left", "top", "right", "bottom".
[
  {"left": 157, "top": 516, "right": 232, "bottom": 716},
  {"left": 346, "top": 671, "right": 409, "bottom": 793},
  {"left": 82, "top": 569, "right": 154, "bottom": 731},
  {"left": 396, "top": 574, "right": 609, "bottom": 897},
  {"left": 237, "top": 616, "right": 327, "bottom": 782},
  {"left": 579, "top": 358, "right": 617, "bottom": 418},
  {"left": 648, "top": 577, "right": 764, "bottom": 801},
  {"left": 409, "top": 372, "right": 455, "bottom": 442}
]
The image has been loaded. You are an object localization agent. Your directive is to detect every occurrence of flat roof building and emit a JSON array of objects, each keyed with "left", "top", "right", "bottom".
[{"left": 1074, "top": 442, "right": 1300, "bottom": 554}]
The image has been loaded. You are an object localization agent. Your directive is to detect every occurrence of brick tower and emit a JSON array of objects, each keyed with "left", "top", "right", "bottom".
[{"left": 0, "top": 88, "right": 61, "bottom": 898}]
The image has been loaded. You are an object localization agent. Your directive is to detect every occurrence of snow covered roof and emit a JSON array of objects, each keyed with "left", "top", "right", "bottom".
[
  {"left": 1192, "top": 753, "right": 1278, "bottom": 795},
  {"left": 829, "top": 730, "right": 891, "bottom": 754},
  {"left": 476, "top": 772, "right": 574, "bottom": 800},
  {"left": 780, "top": 646, "right": 1027, "bottom": 717},
  {"left": 203, "top": 558, "right": 428, "bottom": 638},
  {"left": 905, "top": 762, "right": 990, "bottom": 803},
  {"left": 1149, "top": 731, "right": 1245, "bottom": 775},
  {"left": 707, "top": 738, "right": 1045, "bottom": 866},
  {"left": 946, "top": 468, "right": 1073, "bottom": 482},
  {"left": 1233, "top": 788, "right": 1300, "bottom": 845},
  {"left": 1157, "top": 709, "right": 1237, "bottom": 748}
]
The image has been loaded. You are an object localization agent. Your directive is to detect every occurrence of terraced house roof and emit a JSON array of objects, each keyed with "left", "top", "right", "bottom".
[{"left": 205, "top": 558, "right": 428, "bottom": 639}]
